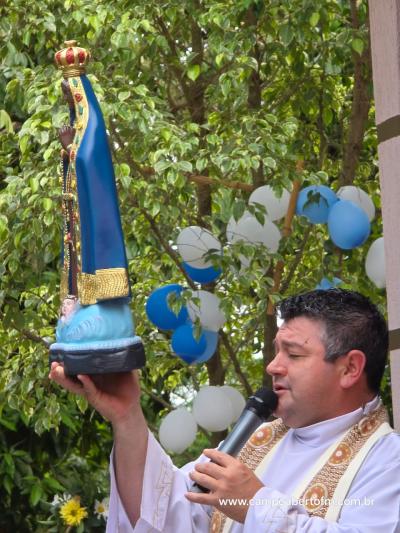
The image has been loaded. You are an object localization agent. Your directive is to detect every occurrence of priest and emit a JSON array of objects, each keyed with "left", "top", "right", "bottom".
[{"left": 49, "top": 289, "right": 400, "bottom": 531}]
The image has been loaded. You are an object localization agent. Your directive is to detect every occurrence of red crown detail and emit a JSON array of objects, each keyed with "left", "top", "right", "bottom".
[{"left": 54, "top": 40, "right": 91, "bottom": 78}]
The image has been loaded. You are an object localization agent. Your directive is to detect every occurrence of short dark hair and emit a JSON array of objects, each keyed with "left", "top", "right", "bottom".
[{"left": 277, "top": 289, "right": 388, "bottom": 393}]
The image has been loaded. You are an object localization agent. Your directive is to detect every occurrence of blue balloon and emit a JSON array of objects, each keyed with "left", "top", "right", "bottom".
[
  {"left": 146, "top": 284, "right": 188, "bottom": 330},
  {"left": 171, "top": 323, "right": 207, "bottom": 362},
  {"left": 328, "top": 200, "right": 370, "bottom": 250},
  {"left": 296, "top": 185, "right": 338, "bottom": 224},
  {"left": 316, "top": 277, "right": 342, "bottom": 290},
  {"left": 183, "top": 262, "right": 222, "bottom": 283},
  {"left": 193, "top": 330, "right": 219, "bottom": 363}
]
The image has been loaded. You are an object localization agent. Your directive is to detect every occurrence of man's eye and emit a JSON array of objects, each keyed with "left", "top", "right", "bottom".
[{"left": 289, "top": 354, "right": 303, "bottom": 358}]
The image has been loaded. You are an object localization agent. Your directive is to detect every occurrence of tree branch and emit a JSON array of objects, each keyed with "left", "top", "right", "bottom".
[
  {"left": 219, "top": 330, "right": 253, "bottom": 396},
  {"left": 0, "top": 310, "right": 50, "bottom": 347},
  {"left": 339, "top": 1, "right": 372, "bottom": 186}
]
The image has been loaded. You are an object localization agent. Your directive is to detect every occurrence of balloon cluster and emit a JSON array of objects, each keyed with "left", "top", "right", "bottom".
[
  {"left": 158, "top": 385, "right": 245, "bottom": 453},
  {"left": 226, "top": 185, "right": 287, "bottom": 268},
  {"left": 146, "top": 226, "right": 226, "bottom": 364},
  {"left": 146, "top": 284, "right": 225, "bottom": 364},
  {"left": 296, "top": 185, "right": 373, "bottom": 250},
  {"left": 297, "top": 185, "right": 385, "bottom": 290}
]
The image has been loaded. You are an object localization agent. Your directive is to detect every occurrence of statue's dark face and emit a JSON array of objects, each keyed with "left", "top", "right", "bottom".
[{"left": 61, "top": 80, "right": 74, "bottom": 107}]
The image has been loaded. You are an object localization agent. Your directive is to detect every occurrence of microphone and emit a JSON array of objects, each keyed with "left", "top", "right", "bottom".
[{"left": 190, "top": 387, "right": 278, "bottom": 493}]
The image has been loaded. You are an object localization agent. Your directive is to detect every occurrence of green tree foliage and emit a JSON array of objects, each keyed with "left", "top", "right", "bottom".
[{"left": 0, "top": 0, "right": 389, "bottom": 529}]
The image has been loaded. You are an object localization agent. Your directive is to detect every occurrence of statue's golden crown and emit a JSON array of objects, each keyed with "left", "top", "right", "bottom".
[{"left": 55, "top": 40, "right": 91, "bottom": 78}]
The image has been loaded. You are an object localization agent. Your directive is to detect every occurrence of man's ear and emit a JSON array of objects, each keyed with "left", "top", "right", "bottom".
[{"left": 338, "top": 350, "right": 367, "bottom": 389}]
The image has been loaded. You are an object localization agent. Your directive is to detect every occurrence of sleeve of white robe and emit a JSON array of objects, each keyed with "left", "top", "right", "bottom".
[
  {"left": 242, "top": 433, "right": 400, "bottom": 533},
  {"left": 106, "top": 430, "right": 211, "bottom": 533}
]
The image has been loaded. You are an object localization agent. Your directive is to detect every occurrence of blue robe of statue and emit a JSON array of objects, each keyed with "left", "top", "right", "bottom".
[{"left": 61, "top": 74, "right": 130, "bottom": 305}]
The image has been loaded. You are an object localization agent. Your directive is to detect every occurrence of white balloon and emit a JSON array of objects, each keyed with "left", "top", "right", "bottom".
[
  {"left": 187, "top": 290, "right": 226, "bottom": 332},
  {"left": 177, "top": 226, "right": 222, "bottom": 268},
  {"left": 337, "top": 186, "right": 375, "bottom": 222},
  {"left": 231, "top": 214, "right": 281, "bottom": 253},
  {"left": 365, "top": 237, "right": 385, "bottom": 288},
  {"left": 193, "top": 386, "right": 234, "bottom": 431},
  {"left": 159, "top": 408, "right": 198, "bottom": 453},
  {"left": 249, "top": 185, "right": 291, "bottom": 221},
  {"left": 221, "top": 385, "right": 246, "bottom": 423},
  {"left": 226, "top": 211, "right": 252, "bottom": 242}
]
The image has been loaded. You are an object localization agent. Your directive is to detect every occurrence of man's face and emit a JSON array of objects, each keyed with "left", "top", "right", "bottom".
[{"left": 266, "top": 316, "right": 343, "bottom": 428}]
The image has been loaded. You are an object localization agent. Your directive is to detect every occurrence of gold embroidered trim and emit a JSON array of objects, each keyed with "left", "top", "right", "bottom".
[
  {"left": 60, "top": 76, "right": 89, "bottom": 303},
  {"left": 60, "top": 268, "right": 69, "bottom": 302},
  {"left": 78, "top": 267, "right": 129, "bottom": 305},
  {"left": 209, "top": 404, "right": 390, "bottom": 533},
  {"left": 209, "top": 419, "right": 288, "bottom": 533},
  {"left": 299, "top": 404, "right": 389, "bottom": 518}
]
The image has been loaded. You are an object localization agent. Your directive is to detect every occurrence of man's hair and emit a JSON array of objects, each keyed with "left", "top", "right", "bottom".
[{"left": 277, "top": 289, "right": 388, "bottom": 393}]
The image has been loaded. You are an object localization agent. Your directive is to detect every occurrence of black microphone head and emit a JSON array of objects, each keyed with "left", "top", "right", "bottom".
[{"left": 246, "top": 387, "right": 278, "bottom": 419}]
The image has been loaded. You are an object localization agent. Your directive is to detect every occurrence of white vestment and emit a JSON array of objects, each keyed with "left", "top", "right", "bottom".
[{"left": 106, "top": 397, "right": 400, "bottom": 532}]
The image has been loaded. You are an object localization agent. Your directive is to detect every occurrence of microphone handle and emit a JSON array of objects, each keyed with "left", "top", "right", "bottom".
[
  {"left": 218, "top": 409, "right": 263, "bottom": 456},
  {"left": 190, "top": 409, "right": 263, "bottom": 494}
]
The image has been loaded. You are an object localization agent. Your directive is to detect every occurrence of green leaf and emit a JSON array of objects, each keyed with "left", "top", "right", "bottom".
[
  {"left": 133, "top": 85, "right": 148, "bottom": 96},
  {"left": 43, "top": 198, "right": 53, "bottom": 211},
  {"left": 215, "top": 53, "right": 225, "bottom": 67},
  {"left": 322, "top": 107, "right": 333, "bottom": 126},
  {"left": 44, "top": 212, "right": 54, "bottom": 226},
  {"left": 76, "top": 395, "right": 88, "bottom": 413},
  {"left": 161, "top": 128, "right": 172, "bottom": 142},
  {"left": 177, "top": 160, "right": 193, "bottom": 173},
  {"left": 351, "top": 38, "right": 364, "bottom": 55},
  {"left": 309, "top": 12, "right": 320, "bottom": 27},
  {"left": 20, "top": 135, "right": 29, "bottom": 155},
  {"left": 118, "top": 91, "right": 131, "bottom": 101},
  {"left": 29, "top": 484, "right": 43, "bottom": 507},
  {"left": 232, "top": 200, "right": 246, "bottom": 222},
  {"left": 140, "top": 19, "right": 154, "bottom": 32},
  {"left": 154, "top": 160, "right": 171, "bottom": 173},
  {"left": 280, "top": 24, "right": 294, "bottom": 46},
  {"left": 29, "top": 177, "right": 39, "bottom": 193},
  {"left": 187, "top": 65, "right": 201, "bottom": 81},
  {"left": 0, "top": 110, "right": 14, "bottom": 133},
  {"left": 3, "top": 475, "right": 12, "bottom": 495},
  {"left": 196, "top": 158, "right": 207, "bottom": 172}
]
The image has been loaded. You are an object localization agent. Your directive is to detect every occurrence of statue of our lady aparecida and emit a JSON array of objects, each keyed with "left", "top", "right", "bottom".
[{"left": 49, "top": 41, "right": 145, "bottom": 375}]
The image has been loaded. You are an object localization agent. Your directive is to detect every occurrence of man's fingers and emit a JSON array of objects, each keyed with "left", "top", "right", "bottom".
[
  {"left": 189, "top": 470, "right": 219, "bottom": 492},
  {"left": 49, "top": 363, "right": 85, "bottom": 396},
  {"left": 195, "top": 461, "right": 224, "bottom": 479},
  {"left": 76, "top": 374, "right": 98, "bottom": 399},
  {"left": 203, "top": 448, "right": 232, "bottom": 466},
  {"left": 185, "top": 490, "right": 214, "bottom": 506}
]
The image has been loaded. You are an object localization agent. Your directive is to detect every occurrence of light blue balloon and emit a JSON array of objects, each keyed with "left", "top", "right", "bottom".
[
  {"left": 194, "top": 330, "right": 219, "bottom": 363},
  {"left": 146, "top": 284, "right": 188, "bottom": 330},
  {"left": 316, "top": 277, "right": 343, "bottom": 290},
  {"left": 183, "top": 262, "right": 222, "bottom": 283},
  {"left": 328, "top": 200, "right": 370, "bottom": 250},
  {"left": 171, "top": 323, "right": 207, "bottom": 361},
  {"left": 296, "top": 185, "right": 338, "bottom": 224}
]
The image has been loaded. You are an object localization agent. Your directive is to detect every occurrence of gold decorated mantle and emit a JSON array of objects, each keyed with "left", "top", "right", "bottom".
[
  {"left": 61, "top": 267, "right": 129, "bottom": 305},
  {"left": 210, "top": 404, "right": 391, "bottom": 533}
]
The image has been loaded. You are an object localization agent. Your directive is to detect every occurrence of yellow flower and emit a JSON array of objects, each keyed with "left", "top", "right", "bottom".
[{"left": 59, "top": 496, "right": 88, "bottom": 527}]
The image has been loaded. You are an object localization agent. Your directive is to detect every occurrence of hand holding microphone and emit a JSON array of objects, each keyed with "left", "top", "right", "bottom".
[{"left": 190, "top": 387, "right": 278, "bottom": 493}]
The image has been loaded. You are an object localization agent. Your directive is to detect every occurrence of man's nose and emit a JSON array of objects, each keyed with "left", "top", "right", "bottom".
[{"left": 266, "top": 352, "right": 287, "bottom": 376}]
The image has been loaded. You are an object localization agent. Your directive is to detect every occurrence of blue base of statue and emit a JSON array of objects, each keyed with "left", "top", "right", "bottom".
[{"left": 49, "top": 299, "right": 145, "bottom": 375}]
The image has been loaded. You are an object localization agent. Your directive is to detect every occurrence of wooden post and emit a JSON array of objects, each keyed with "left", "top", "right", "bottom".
[{"left": 369, "top": 0, "right": 400, "bottom": 430}]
